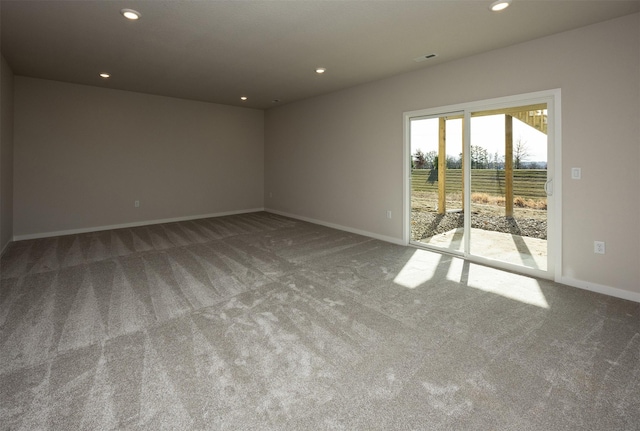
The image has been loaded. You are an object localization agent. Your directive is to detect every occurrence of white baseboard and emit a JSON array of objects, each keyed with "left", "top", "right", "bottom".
[
  {"left": 11, "top": 207, "right": 638, "bottom": 305},
  {"left": 560, "top": 276, "right": 640, "bottom": 304},
  {"left": 266, "top": 210, "right": 640, "bottom": 304},
  {"left": 13, "top": 207, "right": 265, "bottom": 241},
  {"left": 265, "top": 208, "right": 405, "bottom": 246}
]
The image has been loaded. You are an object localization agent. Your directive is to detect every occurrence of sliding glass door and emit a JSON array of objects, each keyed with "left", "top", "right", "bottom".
[
  {"left": 410, "top": 112, "right": 464, "bottom": 253},
  {"left": 406, "top": 91, "right": 559, "bottom": 279},
  {"left": 469, "top": 105, "right": 549, "bottom": 271}
]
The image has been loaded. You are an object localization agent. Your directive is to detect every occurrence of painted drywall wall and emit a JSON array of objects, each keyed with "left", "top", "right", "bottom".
[
  {"left": 265, "top": 13, "right": 640, "bottom": 294},
  {"left": 14, "top": 78, "right": 264, "bottom": 236},
  {"left": 1, "top": 55, "right": 14, "bottom": 253}
]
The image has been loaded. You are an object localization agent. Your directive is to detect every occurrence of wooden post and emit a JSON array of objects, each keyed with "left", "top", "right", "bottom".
[
  {"left": 438, "top": 117, "right": 446, "bottom": 214},
  {"left": 505, "top": 115, "right": 513, "bottom": 217}
]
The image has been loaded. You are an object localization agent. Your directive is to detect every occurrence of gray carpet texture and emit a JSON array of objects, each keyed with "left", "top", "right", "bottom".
[{"left": 1, "top": 211, "right": 638, "bottom": 430}]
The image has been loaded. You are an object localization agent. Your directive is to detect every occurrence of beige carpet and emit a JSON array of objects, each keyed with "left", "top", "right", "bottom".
[{"left": 1, "top": 212, "right": 638, "bottom": 430}]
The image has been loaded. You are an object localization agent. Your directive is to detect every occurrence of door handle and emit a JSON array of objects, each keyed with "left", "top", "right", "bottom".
[{"left": 544, "top": 179, "right": 553, "bottom": 196}]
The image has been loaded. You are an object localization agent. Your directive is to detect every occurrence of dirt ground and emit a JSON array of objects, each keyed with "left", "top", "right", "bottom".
[{"left": 411, "top": 191, "right": 547, "bottom": 221}]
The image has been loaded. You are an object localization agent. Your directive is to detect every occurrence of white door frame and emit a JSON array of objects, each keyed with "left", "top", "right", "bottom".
[{"left": 403, "top": 89, "right": 562, "bottom": 282}]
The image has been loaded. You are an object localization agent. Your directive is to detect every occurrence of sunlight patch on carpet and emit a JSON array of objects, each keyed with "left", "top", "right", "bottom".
[
  {"left": 393, "top": 249, "right": 443, "bottom": 289},
  {"left": 446, "top": 258, "right": 549, "bottom": 308}
]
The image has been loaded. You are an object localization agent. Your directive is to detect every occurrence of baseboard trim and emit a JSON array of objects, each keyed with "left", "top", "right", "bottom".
[
  {"left": 265, "top": 208, "right": 405, "bottom": 246},
  {"left": 560, "top": 276, "right": 640, "bottom": 304},
  {"left": 13, "top": 208, "right": 266, "bottom": 241},
  {"left": 1, "top": 239, "right": 11, "bottom": 257},
  {"left": 13, "top": 208, "right": 637, "bottom": 304}
]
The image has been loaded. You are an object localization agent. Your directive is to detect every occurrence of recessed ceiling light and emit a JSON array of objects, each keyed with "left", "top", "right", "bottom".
[
  {"left": 99, "top": 73, "right": 111, "bottom": 79},
  {"left": 489, "top": 0, "right": 511, "bottom": 12},
  {"left": 240, "top": 96, "right": 248, "bottom": 101},
  {"left": 315, "top": 67, "right": 326, "bottom": 74},
  {"left": 121, "top": 8, "right": 141, "bottom": 20}
]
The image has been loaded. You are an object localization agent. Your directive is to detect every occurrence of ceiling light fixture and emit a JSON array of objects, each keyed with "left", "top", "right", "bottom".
[
  {"left": 489, "top": 0, "right": 511, "bottom": 12},
  {"left": 315, "top": 67, "right": 326, "bottom": 74},
  {"left": 240, "top": 96, "right": 248, "bottom": 101},
  {"left": 121, "top": 8, "right": 141, "bottom": 20},
  {"left": 99, "top": 73, "right": 111, "bottom": 78}
]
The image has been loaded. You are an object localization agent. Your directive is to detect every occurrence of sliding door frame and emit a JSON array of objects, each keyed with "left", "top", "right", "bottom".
[{"left": 403, "top": 89, "right": 562, "bottom": 282}]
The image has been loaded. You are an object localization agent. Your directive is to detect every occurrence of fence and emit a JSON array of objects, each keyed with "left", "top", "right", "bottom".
[{"left": 411, "top": 169, "right": 547, "bottom": 199}]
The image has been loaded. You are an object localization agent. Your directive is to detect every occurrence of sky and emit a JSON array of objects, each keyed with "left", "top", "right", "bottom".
[{"left": 410, "top": 114, "right": 547, "bottom": 163}]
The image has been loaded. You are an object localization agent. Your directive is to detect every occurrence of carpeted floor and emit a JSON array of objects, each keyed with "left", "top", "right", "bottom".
[{"left": 1, "top": 211, "right": 638, "bottom": 430}]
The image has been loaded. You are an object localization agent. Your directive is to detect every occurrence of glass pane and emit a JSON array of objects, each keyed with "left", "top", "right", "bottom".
[
  {"left": 469, "top": 105, "right": 548, "bottom": 270},
  {"left": 410, "top": 115, "right": 464, "bottom": 253}
]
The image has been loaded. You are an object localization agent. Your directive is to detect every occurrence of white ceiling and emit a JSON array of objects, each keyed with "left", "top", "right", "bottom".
[{"left": 2, "top": 0, "right": 639, "bottom": 109}]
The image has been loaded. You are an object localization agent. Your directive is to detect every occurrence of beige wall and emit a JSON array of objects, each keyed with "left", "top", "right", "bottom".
[
  {"left": 1, "top": 55, "right": 14, "bottom": 253},
  {"left": 265, "top": 14, "right": 640, "bottom": 294},
  {"left": 14, "top": 78, "right": 264, "bottom": 236}
]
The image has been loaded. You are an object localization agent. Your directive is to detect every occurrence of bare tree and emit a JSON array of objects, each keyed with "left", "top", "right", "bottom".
[
  {"left": 413, "top": 149, "right": 438, "bottom": 169},
  {"left": 513, "top": 138, "right": 530, "bottom": 169},
  {"left": 447, "top": 154, "right": 461, "bottom": 169},
  {"left": 413, "top": 150, "right": 427, "bottom": 169},
  {"left": 490, "top": 151, "right": 504, "bottom": 170},
  {"left": 424, "top": 150, "right": 438, "bottom": 169},
  {"left": 470, "top": 145, "right": 489, "bottom": 169}
]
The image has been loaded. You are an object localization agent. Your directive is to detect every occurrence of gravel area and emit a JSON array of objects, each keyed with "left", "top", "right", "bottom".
[{"left": 411, "top": 210, "right": 547, "bottom": 242}]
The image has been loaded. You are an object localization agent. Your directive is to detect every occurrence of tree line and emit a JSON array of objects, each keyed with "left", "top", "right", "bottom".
[{"left": 412, "top": 139, "right": 546, "bottom": 170}]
